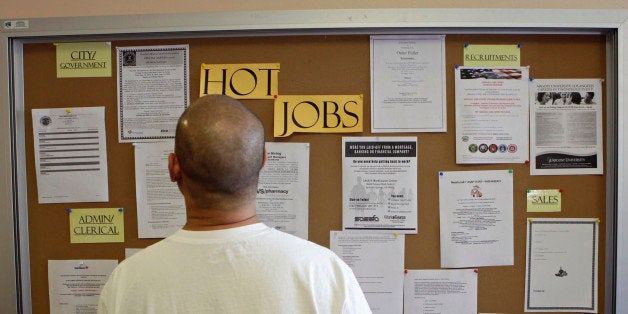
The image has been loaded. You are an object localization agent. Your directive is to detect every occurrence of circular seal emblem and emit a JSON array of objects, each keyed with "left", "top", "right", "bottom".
[
  {"left": 499, "top": 144, "right": 507, "bottom": 153},
  {"left": 123, "top": 51, "right": 137, "bottom": 66},
  {"left": 508, "top": 144, "right": 518, "bottom": 153},
  {"left": 468, "top": 144, "right": 478, "bottom": 153},
  {"left": 478, "top": 144, "right": 488, "bottom": 153},
  {"left": 40, "top": 116, "right": 51, "bottom": 126},
  {"left": 489, "top": 144, "right": 498, "bottom": 153}
]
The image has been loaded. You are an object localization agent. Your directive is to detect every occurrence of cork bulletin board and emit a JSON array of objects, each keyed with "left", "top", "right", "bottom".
[{"left": 22, "top": 33, "right": 606, "bottom": 313}]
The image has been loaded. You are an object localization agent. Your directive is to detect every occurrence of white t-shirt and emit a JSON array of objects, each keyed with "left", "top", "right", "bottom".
[{"left": 98, "top": 223, "right": 371, "bottom": 314}]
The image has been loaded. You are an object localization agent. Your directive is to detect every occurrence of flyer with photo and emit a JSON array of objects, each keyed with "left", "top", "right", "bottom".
[{"left": 530, "top": 79, "right": 603, "bottom": 175}]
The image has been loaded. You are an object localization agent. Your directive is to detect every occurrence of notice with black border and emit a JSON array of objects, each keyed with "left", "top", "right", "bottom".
[
  {"left": 524, "top": 218, "right": 598, "bottom": 312},
  {"left": 117, "top": 45, "right": 189, "bottom": 143}
]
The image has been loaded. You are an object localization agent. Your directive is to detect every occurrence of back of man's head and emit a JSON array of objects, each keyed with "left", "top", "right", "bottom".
[{"left": 174, "top": 95, "right": 265, "bottom": 199}]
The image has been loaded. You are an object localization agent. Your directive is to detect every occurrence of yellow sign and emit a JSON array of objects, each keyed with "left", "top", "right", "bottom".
[
  {"left": 463, "top": 44, "right": 520, "bottom": 67},
  {"left": 56, "top": 42, "right": 112, "bottom": 78},
  {"left": 526, "top": 189, "right": 561, "bottom": 212},
  {"left": 69, "top": 208, "right": 124, "bottom": 243},
  {"left": 200, "top": 63, "right": 279, "bottom": 99},
  {"left": 274, "top": 95, "right": 363, "bottom": 137}
]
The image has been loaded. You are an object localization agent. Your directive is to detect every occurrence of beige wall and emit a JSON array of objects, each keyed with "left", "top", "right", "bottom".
[{"left": 1, "top": 0, "right": 626, "bottom": 19}]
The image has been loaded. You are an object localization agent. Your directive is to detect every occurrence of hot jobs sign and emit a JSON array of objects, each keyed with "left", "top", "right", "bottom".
[
  {"left": 274, "top": 95, "right": 363, "bottom": 137},
  {"left": 199, "top": 63, "right": 279, "bottom": 99}
]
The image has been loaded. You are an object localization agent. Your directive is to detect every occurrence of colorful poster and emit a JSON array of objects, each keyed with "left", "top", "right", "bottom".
[
  {"left": 455, "top": 66, "right": 529, "bottom": 164},
  {"left": 530, "top": 79, "right": 603, "bottom": 175},
  {"left": 342, "top": 137, "right": 418, "bottom": 233}
]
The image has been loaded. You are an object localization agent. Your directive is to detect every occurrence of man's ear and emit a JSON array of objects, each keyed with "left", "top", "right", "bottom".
[
  {"left": 168, "top": 153, "right": 182, "bottom": 182},
  {"left": 261, "top": 147, "right": 268, "bottom": 169}
]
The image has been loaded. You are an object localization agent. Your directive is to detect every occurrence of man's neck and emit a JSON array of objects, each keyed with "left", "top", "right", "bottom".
[
  {"left": 179, "top": 185, "right": 260, "bottom": 231},
  {"left": 183, "top": 213, "right": 259, "bottom": 231}
]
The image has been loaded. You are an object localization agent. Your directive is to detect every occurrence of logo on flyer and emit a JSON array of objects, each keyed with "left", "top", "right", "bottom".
[
  {"left": 555, "top": 266, "right": 568, "bottom": 277},
  {"left": 74, "top": 262, "right": 89, "bottom": 270},
  {"left": 123, "top": 51, "right": 136, "bottom": 66},
  {"left": 354, "top": 215, "right": 379, "bottom": 222},
  {"left": 40, "top": 116, "right": 52, "bottom": 126}
]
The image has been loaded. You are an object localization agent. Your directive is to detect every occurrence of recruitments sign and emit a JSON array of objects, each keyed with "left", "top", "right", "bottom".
[
  {"left": 56, "top": 42, "right": 112, "bottom": 78},
  {"left": 69, "top": 208, "right": 124, "bottom": 243},
  {"left": 274, "top": 95, "right": 363, "bottom": 137},
  {"left": 463, "top": 44, "right": 520, "bottom": 67}
]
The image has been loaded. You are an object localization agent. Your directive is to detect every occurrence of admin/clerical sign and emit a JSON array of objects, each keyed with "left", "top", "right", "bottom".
[{"left": 69, "top": 208, "right": 124, "bottom": 243}]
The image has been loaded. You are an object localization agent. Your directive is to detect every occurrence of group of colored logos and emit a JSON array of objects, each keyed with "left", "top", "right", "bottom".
[{"left": 468, "top": 143, "right": 517, "bottom": 154}]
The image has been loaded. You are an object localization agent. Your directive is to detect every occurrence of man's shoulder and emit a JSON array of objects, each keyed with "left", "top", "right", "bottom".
[
  {"left": 262, "top": 229, "right": 345, "bottom": 264},
  {"left": 111, "top": 237, "right": 169, "bottom": 269},
  {"left": 266, "top": 228, "right": 328, "bottom": 250}
]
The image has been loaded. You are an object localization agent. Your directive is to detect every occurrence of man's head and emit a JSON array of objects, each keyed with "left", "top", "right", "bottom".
[{"left": 169, "top": 95, "right": 265, "bottom": 204}]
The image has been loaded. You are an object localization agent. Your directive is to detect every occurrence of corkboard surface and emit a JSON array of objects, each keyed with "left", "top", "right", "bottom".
[{"left": 23, "top": 34, "right": 606, "bottom": 313}]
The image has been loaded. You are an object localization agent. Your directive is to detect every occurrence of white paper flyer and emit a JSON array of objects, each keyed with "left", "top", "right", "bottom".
[
  {"left": 342, "top": 137, "right": 418, "bottom": 234},
  {"left": 455, "top": 67, "right": 529, "bottom": 164},
  {"left": 529, "top": 79, "right": 603, "bottom": 175},
  {"left": 256, "top": 142, "right": 310, "bottom": 239}
]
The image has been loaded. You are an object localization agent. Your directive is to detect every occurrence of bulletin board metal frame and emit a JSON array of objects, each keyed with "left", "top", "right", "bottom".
[{"left": 1, "top": 8, "right": 627, "bottom": 313}]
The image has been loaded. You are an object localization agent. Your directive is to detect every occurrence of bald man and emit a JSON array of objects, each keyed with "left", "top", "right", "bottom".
[{"left": 98, "top": 95, "right": 371, "bottom": 314}]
